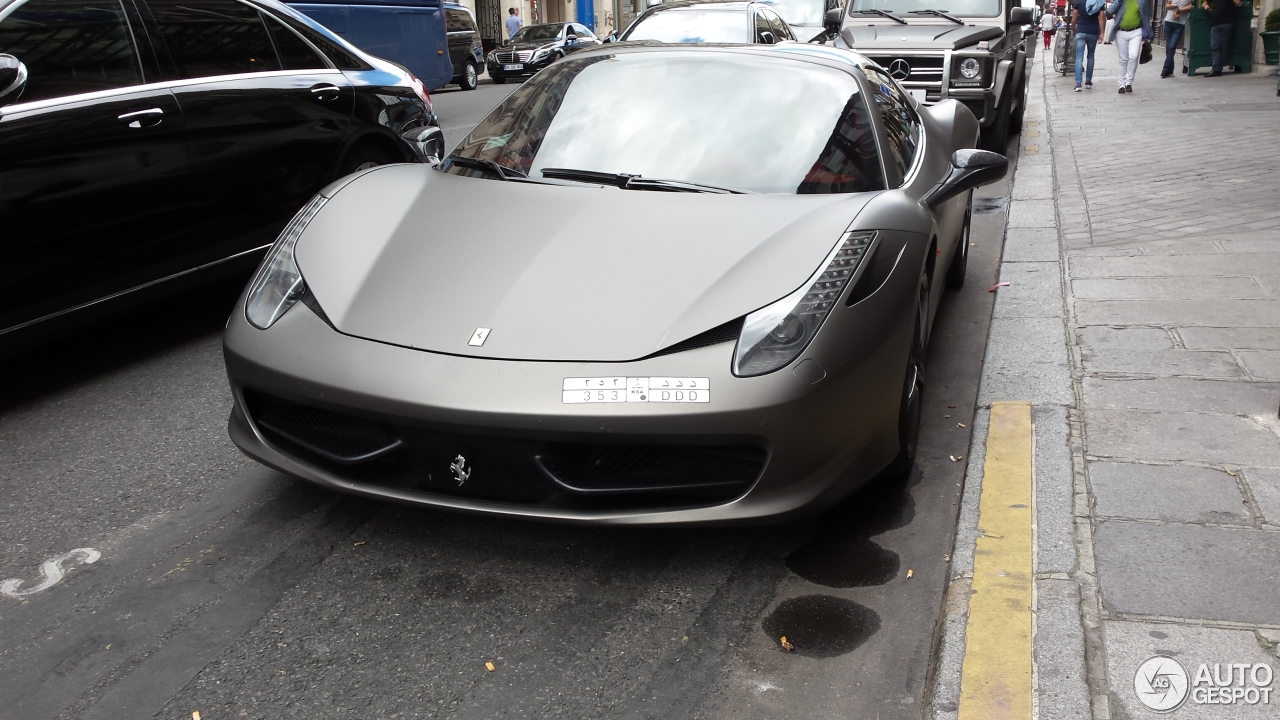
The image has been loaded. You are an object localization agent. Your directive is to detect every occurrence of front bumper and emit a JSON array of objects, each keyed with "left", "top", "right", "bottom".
[
  {"left": 223, "top": 236, "right": 921, "bottom": 525},
  {"left": 486, "top": 55, "right": 554, "bottom": 79}
]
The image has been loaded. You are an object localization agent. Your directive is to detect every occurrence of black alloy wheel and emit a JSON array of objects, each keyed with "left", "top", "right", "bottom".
[
  {"left": 460, "top": 62, "right": 479, "bottom": 90},
  {"left": 945, "top": 195, "right": 972, "bottom": 290},
  {"left": 884, "top": 271, "right": 929, "bottom": 478}
]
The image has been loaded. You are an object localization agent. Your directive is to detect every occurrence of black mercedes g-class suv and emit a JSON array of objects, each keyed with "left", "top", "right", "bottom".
[{"left": 827, "top": 0, "right": 1035, "bottom": 153}]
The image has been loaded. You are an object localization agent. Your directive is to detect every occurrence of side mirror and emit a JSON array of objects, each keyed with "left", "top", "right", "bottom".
[
  {"left": 823, "top": 7, "right": 843, "bottom": 32},
  {"left": 923, "top": 149, "right": 1008, "bottom": 209},
  {"left": 1009, "top": 7, "right": 1034, "bottom": 24},
  {"left": 0, "top": 54, "right": 28, "bottom": 108},
  {"left": 602, "top": 32, "right": 616, "bottom": 43}
]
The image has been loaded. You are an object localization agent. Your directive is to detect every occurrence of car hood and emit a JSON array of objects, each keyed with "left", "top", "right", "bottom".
[
  {"left": 840, "top": 22, "right": 1002, "bottom": 50},
  {"left": 296, "top": 165, "right": 873, "bottom": 362},
  {"left": 502, "top": 39, "right": 558, "bottom": 52}
]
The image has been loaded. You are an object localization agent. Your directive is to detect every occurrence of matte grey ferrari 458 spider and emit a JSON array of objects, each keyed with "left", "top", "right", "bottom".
[{"left": 223, "top": 42, "right": 1008, "bottom": 525}]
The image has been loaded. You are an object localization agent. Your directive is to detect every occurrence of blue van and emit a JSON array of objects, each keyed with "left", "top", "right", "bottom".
[{"left": 287, "top": 0, "right": 453, "bottom": 90}]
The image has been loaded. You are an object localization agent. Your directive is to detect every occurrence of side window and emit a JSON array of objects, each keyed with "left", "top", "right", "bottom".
[
  {"left": 0, "top": 0, "right": 142, "bottom": 103},
  {"left": 273, "top": 12, "right": 370, "bottom": 71},
  {"left": 147, "top": 0, "right": 281, "bottom": 79},
  {"left": 764, "top": 9, "right": 792, "bottom": 41},
  {"left": 572, "top": 23, "right": 593, "bottom": 38},
  {"left": 798, "top": 91, "right": 885, "bottom": 194},
  {"left": 263, "top": 13, "right": 327, "bottom": 70},
  {"left": 753, "top": 10, "right": 773, "bottom": 43},
  {"left": 863, "top": 66, "right": 921, "bottom": 183},
  {"left": 444, "top": 8, "right": 466, "bottom": 33}
]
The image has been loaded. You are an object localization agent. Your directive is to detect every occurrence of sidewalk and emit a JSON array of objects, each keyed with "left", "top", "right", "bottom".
[{"left": 930, "top": 43, "right": 1280, "bottom": 719}]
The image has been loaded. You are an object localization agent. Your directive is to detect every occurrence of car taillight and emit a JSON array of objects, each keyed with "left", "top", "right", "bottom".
[{"left": 407, "top": 73, "right": 432, "bottom": 110}]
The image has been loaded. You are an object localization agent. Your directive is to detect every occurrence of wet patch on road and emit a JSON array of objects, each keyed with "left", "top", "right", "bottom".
[
  {"left": 972, "top": 196, "right": 1009, "bottom": 215},
  {"left": 761, "top": 595, "right": 881, "bottom": 658},
  {"left": 783, "top": 475, "right": 915, "bottom": 588}
]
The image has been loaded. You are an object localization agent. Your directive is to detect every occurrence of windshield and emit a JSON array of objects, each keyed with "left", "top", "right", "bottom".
[
  {"left": 760, "top": 0, "right": 828, "bottom": 25},
  {"left": 622, "top": 10, "right": 750, "bottom": 42},
  {"left": 445, "top": 52, "right": 884, "bottom": 195},
  {"left": 513, "top": 24, "right": 562, "bottom": 42},
  {"left": 849, "top": 0, "right": 1001, "bottom": 18}
]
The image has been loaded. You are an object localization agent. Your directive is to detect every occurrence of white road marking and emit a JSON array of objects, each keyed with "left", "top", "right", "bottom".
[{"left": 0, "top": 547, "right": 101, "bottom": 598}]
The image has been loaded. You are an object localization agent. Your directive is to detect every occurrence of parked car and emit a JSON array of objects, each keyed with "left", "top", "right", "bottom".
[
  {"left": 0, "top": 0, "right": 442, "bottom": 353},
  {"left": 618, "top": 0, "right": 797, "bottom": 43},
  {"left": 823, "top": 0, "right": 1034, "bottom": 153},
  {"left": 222, "top": 43, "right": 1006, "bottom": 525},
  {"left": 444, "top": 2, "right": 484, "bottom": 90},
  {"left": 287, "top": 0, "right": 454, "bottom": 91},
  {"left": 486, "top": 22, "right": 602, "bottom": 83}
]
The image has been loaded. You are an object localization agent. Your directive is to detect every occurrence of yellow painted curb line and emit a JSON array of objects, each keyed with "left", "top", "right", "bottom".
[{"left": 958, "top": 401, "right": 1033, "bottom": 720}]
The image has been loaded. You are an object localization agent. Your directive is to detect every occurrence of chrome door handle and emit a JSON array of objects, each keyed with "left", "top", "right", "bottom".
[
  {"left": 310, "top": 84, "right": 341, "bottom": 100},
  {"left": 118, "top": 107, "right": 164, "bottom": 128}
]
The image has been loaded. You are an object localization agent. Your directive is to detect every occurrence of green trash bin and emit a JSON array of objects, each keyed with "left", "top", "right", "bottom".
[{"left": 1184, "top": 3, "right": 1253, "bottom": 75}]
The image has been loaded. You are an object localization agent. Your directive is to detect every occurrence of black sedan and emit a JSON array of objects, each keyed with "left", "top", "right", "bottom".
[
  {"left": 618, "top": 0, "right": 798, "bottom": 44},
  {"left": 486, "top": 22, "right": 602, "bottom": 83},
  {"left": 0, "top": 0, "right": 442, "bottom": 353}
]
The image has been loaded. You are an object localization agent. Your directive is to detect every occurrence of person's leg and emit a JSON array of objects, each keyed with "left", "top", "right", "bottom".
[
  {"left": 1075, "top": 33, "right": 1086, "bottom": 84},
  {"left": 1084, "top": 33, "right": 1098, "bottom": 84},
  {"left": 1209, "top": 24, "right": 1228, "bottom": 73},
  {"left": 1123, "top": 29, "right": 1141, "bottom": 87},
  {"left": 1116, "top": 29, "right": 1132, "bottom": 87},
  {"left": 1162, "top": 23, "right": 1183, "bottom": 76}
]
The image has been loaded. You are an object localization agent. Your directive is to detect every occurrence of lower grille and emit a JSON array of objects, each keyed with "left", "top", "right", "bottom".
[
  {"left": 243, "top": 391, "right": 765, "bottom": 509},
  {"left": 245, "top": 391, "right": 401, "bottom": 464}
]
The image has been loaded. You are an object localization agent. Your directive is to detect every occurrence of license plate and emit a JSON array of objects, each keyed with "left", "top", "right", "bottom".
[
  {"left": 502, "top": 63, "right": 523, "bottom": 71},
  {"left": 909, "top": 89, "right": 926, "bottom": 103},
  {"left": 562, "top": 377, "right": 709, "bottom": 404}
]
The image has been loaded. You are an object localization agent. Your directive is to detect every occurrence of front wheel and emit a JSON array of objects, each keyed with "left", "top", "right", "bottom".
[
  {"left": 340, "top": 144, "right": 395, "bottom": 176},
  {"left": 884, "top": 272, "right": 928, "bottom": 478},
  {"left": 946, "top": 197, "right": 972, "bottom": 290},
  {"left": 459, "top": 62, "right": 479, "bottom": 91},
  {"left": 980, "top": 80, "right": 1012, "bottom": 154}
]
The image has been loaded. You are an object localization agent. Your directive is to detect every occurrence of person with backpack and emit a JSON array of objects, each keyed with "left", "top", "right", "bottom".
[
  {"left": 1105, "top": 0, "right": 1152, "bottom": 93},
  {"left": 1160, "top": 0, "right": 1194, "bottom": 77},
  {"left": 1071, "top": 0, "right": 1106, "bottom": 91}
]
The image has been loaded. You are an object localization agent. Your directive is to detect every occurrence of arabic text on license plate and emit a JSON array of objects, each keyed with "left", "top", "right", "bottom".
[
  {"left": 503, "top": 64, "right": 523, "bottom": 71},
  {"left": 909, "top": 89, "right": 926, "bottom": 103},
  {"left": 562, "top": 377, "right": 709, "bottom": 404}
]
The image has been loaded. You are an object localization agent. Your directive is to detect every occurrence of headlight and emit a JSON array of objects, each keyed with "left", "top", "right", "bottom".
[
  {"left": 531, "top": 48, "right": 551, "bottom": 62},
  {"left": 959, "top": 57, "right": 981, "bottom": 79},
  {"left": 732, "top": 231, "right": 876, "bottom": 377},
  {"left": 245, "top": 194, "right": 327, "bottom": 329}
]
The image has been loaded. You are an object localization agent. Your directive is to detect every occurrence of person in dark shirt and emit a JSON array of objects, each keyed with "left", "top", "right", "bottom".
[
  {"left": 1070, "top": 0, "right": 1104, "bottom": 90},
  {"left": 1201, "top": 0, "right": 1242, "bottom": 75}
]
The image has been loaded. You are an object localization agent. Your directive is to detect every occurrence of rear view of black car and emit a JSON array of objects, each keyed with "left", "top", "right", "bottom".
[{"left": 0, "top": 0, "right": 443, "bottom": 353}]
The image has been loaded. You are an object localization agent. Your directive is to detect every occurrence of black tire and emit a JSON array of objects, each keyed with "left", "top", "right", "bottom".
[
  {"left": 459, "top": 62, "right": 479, "bottom": 91},
  {"left": 980, "top": 79, "right": 1013, "bottom": 154},
  {"left": 946, "top": 197, "right": 972, "bottom": 290},
  {"left": 340, "top": 144, "right": 396, "bottom": 176},
  {"left": 884, "top": 272, "right": 929, "bottom": 478},
  {"left": 1009, "top": 73, "right": 1026, "bottom": 133},
  {"left": 492, "top": 74, "right": 505, "bottom": 84}
]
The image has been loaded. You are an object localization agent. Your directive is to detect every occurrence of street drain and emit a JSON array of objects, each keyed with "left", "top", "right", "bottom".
[
  {"left": 762, "top": 595, "right": 881, "bottom": 657},
  {"left": 972, "top": 197, "right": 1008, "bottom": 215}
]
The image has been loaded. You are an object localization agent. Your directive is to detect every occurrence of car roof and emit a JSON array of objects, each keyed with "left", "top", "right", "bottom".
[
  {"left": 571, "top": 41, "right": 873, "bottom": 76},
  {"left": 641, "top": 0, "right": 759, "bottom": 13}
]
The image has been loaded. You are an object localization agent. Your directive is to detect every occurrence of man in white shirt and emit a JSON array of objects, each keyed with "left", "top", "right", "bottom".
[{"left": 1160, "top": 0, "right": 1193, "bottom": 77}]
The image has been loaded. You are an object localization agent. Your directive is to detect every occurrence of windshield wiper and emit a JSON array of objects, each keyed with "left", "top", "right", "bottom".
[
  {"left": 444, "top": 156, "right": 529, "bottom": 180},
  {"left": 908, "top": 9, "right": 964, "bottom": 24},
  {"left": 540, "top": 168, "right": 755, "bottom": 194},
  {"left": 850, "top": 9, "right": 908, "bottom": 25}
]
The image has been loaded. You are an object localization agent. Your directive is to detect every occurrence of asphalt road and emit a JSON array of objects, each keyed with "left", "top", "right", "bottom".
[{"left": 0, "top": 81, "right": 1014, "bottom": 720}]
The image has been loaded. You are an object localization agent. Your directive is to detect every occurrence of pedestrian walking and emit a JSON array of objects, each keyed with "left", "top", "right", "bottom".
[
  {"left": 1160, "top": 0, "right": 1193, "bottom": 77},
  {"left": 1105, "top": 0, "right": 1152, "bottom": 93},
  {"left": 1201, "top": 0, "right": 1242, "bottom": 76},
  {"left": 1070, "top": 0, "right": 1105, "bottom": 90},
  {"left": 505, "top": 7, "right": 523, "bottom": 40},
  {"left": 1102, "top": 12, "right": 1114, "bottom": 42},
  {"left": 1042, "top": 9, "right": 1057, "bottom": 49}
]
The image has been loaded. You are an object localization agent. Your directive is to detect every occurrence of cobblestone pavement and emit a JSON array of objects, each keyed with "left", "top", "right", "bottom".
[{"left": 931, "top": 41, "right": 1280, "bottom": 720}]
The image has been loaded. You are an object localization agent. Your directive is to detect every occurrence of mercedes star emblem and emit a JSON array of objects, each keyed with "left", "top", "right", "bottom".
[{"left": 888, "top": 58, "right": 912, "bottom": 80}]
